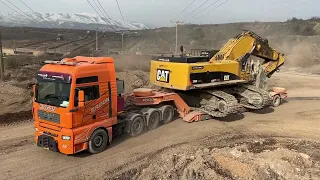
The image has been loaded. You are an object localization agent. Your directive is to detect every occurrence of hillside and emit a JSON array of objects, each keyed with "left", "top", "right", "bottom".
[
  {"left": 117, "top": 18, "right": 320, "bottom": 73},
  {"left": 126, "top": 18, "right": 319, "bottom": 52}
]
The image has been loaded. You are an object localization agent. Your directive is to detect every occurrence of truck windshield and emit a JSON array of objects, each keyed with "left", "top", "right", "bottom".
[{"left": 35, "top": 81, "right": 71, "bottom": 108}]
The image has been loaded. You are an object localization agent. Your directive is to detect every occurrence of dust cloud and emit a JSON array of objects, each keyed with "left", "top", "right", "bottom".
[{"left": 270, "top": 35, "right": 320, "bottom": 74}]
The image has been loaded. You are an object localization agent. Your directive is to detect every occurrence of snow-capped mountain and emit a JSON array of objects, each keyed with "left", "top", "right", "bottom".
[{"left": 0, "top": 12, "right": 148, "bottom": 31}]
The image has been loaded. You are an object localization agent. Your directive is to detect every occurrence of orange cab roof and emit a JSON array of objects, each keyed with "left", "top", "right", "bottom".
[
  {"left": 69, "top": 56, "right": 114, "bottom": 64},
  {"left": 40, "top": 56, "right": 115, "bottom": 76}
]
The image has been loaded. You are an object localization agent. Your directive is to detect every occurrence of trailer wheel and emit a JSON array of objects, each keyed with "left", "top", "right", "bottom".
[
  {"left": 88, "top": 129, "right": 108, "bottom": 154},
  {"left": 130, "top": 115, "right": 145, "bottom": 137},
  {"left": 147, "top": 109, "right": 161, "bottom": 130},
  {"left": 272, "top": 94, "right": 281, "bottom": 107},
  {"left": 159, "top": 105, "right": 174, "bottom": 124}
]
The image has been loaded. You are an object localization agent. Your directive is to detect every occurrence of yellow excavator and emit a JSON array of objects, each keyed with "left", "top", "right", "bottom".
[{"left": 150, "top": 30, "right": 285, "bottom": 117}]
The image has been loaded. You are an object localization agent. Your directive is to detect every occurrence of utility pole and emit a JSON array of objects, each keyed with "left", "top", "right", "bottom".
[
  {"left": 116, "top": 30, "right": 129, "bottom": 54},
  {"left": 171, "top": 21, "right": 184, "bottom": 55},
  {"left": 96, "top": 29, "right": 99, "bottom": 51},
  {"left": 0, "top": 32, "right": 4, "bottom": 81},
  {"left": 121, "top": 32, "right": 124, "bottom": 54}
]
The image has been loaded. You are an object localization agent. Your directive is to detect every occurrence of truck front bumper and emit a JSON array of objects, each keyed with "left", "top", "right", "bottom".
[
  {"left": 37, "top": 134, "right": 59, "bottom": 152},
  {"left": 34, "top": 121, "right": 75, "bottom": 155}
]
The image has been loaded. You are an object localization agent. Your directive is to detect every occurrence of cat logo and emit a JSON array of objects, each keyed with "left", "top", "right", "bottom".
[{"left": 156, "top": 69, "right": 170, "bottom": 83}]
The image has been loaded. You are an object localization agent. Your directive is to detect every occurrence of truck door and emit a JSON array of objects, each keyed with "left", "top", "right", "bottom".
[{"left": 73, "top": 76, "right": 111, "bottom": 126}]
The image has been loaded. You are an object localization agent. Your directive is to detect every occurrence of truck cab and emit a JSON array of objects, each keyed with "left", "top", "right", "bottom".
[{"left": 33, "top": 56, "right": 124, "bottom": 154}]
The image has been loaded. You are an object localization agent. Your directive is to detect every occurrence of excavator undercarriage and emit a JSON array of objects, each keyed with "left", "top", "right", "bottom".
[{"left": 176, "top": 80, "right": 273, "bottom": 118}]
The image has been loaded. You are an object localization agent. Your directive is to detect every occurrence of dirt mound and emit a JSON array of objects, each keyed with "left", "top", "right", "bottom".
[
  {"left": 109, "top": 138, "right": 320, "bottom": 180},
  {"left": 0, "top": 82, "right": 32, "bottom": 112},
  {"left": 0, "top": 81, "right": 32, "bottom": 125},
  {"left": 116, "top": 70, "right": 157, "bottom": 93}
]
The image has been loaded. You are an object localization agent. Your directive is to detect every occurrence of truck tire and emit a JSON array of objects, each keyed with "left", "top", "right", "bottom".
[
  {"left": 130, "top": 115, "right": 145, "bottom": 137},
  {"left": 146, "top": 108, "right": 161, "bottom": 130},
  {"left": 159, "top": 105, "right": 174, "bottom": 124},
  {"left": 88, "top": 129, "right": 108, "bottom": 154},
  {"left": 272, "top": 94, "right": 281, "bottom": 107}
]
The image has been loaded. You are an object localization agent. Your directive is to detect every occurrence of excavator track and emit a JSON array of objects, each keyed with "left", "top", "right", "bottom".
[
  {"left": 235, "top": 85, "right": 272, "bottom": 109},
  {"left": 248, "top": 85, "right": 272, "bottom": 106},
  {"left": 193, "top": 90, "right": 241, "bottom": 118}
]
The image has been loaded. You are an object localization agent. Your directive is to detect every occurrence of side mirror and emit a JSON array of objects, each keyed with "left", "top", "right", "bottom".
[{"left": 78, "top": 90, "right": 85, "bottom": 107}]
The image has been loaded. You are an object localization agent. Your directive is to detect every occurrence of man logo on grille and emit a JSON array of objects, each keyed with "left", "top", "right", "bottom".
[
  {"left": 156, "top": 69, "right": 170, "bottom": 83},
  {"left": 40, "top": 104, "right": 57, "bottom": 112}
]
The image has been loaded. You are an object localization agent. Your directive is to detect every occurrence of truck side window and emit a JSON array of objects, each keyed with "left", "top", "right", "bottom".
[
  {"left": 74, "top": 85, "right": 100, "bottom": 106},
  {"left": 76, "top": 76, "right": 98, "bottom": 84}
]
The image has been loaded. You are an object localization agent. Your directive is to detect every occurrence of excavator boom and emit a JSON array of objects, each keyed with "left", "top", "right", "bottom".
[{"left": 211, "top": 30, "right": 285, "bottom": 78}]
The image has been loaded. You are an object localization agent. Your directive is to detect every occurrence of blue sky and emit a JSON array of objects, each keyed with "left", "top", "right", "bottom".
[{"left": 0, "top": 0, "right": 319, "bottom": 27}]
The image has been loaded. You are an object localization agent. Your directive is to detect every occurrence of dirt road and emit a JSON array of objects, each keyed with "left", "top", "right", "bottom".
[{"left": 0, "top": 72, "right": 320, "bottom": 180}]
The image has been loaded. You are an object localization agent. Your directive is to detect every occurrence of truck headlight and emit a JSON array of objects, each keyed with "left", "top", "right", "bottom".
[{"left": 62, "top": 135, "right": 71, "bottom": 140}]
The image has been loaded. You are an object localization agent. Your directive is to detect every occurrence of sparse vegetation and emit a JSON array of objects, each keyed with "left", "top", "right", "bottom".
[
  {"left": 5, "top": 56, "right": 32, "bottom": 69},
  {"left": 287, "top": 17, "right": 320, "bottom": 36},
  {"left": 4, "top": 55, "right": 43, "bottom": 69}
]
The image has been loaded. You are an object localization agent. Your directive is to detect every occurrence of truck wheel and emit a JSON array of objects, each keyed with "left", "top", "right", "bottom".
[
  {"left": 88, "top": 129, "right": 108, "bottom": 154},
  {"left": 272, "top": 94, "right": 281, "bottom": 107},
  {"left": 147, "top": 109, "right": 161, "bottom": 130},
  {"left": 130, "top": 115, "right": 145, "bottom": 137},
  {"left": 159, "top": 105, "right": 174, "bottom": 124}
]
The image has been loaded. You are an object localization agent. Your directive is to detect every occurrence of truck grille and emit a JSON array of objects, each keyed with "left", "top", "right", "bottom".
[{"left": 38, "top": 110, "right": 60, "bottom": 124}]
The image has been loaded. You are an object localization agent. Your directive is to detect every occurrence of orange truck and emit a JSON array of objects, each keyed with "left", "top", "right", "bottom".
[{"left": 32, "top": 56, "right": 205, "bottom": 155}]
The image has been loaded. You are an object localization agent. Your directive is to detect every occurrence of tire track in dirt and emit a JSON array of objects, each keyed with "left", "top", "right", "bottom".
[
  {"left": 0, "top": 135, "right": 33, "bottom": 155},
  {"left": 0, "top": 111, "right": 33, "bottom": 127},
  {"left": 287, "top": 97, "right": 320, "bottom": 101}
]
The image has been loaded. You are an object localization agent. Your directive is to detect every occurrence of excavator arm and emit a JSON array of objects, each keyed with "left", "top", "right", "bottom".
[{"left": 210, "top": 30, "right": 285, "bottom": 78}]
